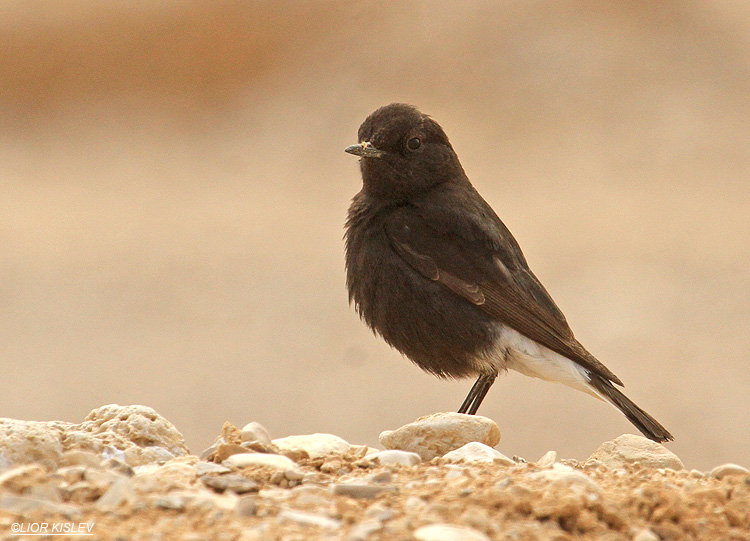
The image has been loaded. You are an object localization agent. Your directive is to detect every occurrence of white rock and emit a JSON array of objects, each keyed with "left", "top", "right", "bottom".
[
  {"left": 277, "top": 509, "right": 341, "bottom": 530},
  {"left": 240, "top": 422, "right": 272, "bottom": 445},
  {"left": 529, "top": 463, "right": 601, "bottom": 492},
  {"left": 587, "top": 434, "right": 684, "bottom": 470},
  {"left": 223, "top": 453, "right": 298, "bottom": 471},
  {"left": 709, "top": 463, "right": 750, "bottom": 479},
  {"left": 347, "top": 519, "right": 383, "bottom": 541},
  {"left": 379, "top": 413, "right": 501, "bottom": 461},
  {"left": 365, "top": 450, "right": 422, "bottom": 467},
  {"left": 414, "top": 523, "right": 491, "bottom": 541},
  {"left": 633, "top": 529, "right": 660, "bottom": 541},
  {"left": 536, "top": 450, "right": 557, "bottom": 467},
  {"left": 441, "top": 442, "right": 514, "bottom": 465},
  {"left": 272, "top": 433, "right": 352, "bottom": 459}
]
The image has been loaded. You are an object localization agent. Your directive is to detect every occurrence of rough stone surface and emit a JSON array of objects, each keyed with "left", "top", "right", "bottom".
[
  {"left": 414, "top": 523, "right": 492, "bottom": 541},
  {"left": 0, "top": 405, "right": 189, "bottom": 473},
  {"left": 272, "top": 433, "right": 352, "bottom": 459},
  {"left": 441, "top": 442, "right": 514, "bottom": 465},
  {"left": 587, "top": 434, "right": 684, "bottom": 470},
  {"left": 379, "top": 413, "right": 501, "bottom": 461}
]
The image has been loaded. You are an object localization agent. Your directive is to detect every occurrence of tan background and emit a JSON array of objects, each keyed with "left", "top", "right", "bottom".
[{"left": 1, "top": 1, "right": 748, "bottom": 471}]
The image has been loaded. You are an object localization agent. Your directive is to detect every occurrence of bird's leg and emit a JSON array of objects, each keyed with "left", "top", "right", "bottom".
[{"left": 457, "top": 372, "right": 497, "bottom": 415}]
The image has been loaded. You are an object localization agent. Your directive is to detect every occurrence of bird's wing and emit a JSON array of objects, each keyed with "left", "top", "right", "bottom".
[{"left": 384, "top": 191, "right": 622, "bottom": 385}]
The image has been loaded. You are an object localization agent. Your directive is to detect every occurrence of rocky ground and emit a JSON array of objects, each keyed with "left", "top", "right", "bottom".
[{"left": 0, "top": 406, "right": 748, "bottom": 540}]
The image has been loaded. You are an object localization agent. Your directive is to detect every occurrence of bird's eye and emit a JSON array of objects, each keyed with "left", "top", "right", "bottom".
[{"left": 406, "top": 137, "right": 421, "bottom": 151}]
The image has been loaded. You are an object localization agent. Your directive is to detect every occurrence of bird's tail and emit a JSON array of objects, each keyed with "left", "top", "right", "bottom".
[{"left": 587, "top": 372, "right": 673, "bottom": 443}]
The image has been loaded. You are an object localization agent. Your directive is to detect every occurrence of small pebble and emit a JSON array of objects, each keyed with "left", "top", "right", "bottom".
[
  {"left": 536, "top": 450, "right": 557, "bottom": 467},
  {"left": 632, "top": 528, "right": 660, "bottom": 541},
  {"left": 365, "top": 450, "right": 422, "bottom": 467},
  {"left": 234, "top": 495, "right": 258, "bottom": 517},
  {"left": 195, "top": 461, "right": 232, "bottom": 476}
]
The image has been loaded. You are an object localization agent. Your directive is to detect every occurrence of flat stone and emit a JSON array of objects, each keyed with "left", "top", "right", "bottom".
[
  {"left": 277, "top": 509, "right": 341, "bottom": 530},
  {"left": 413, "top": 523, "right": 491, "bottom": 541},
  {"left": 587, "top": 434, "right": 684, "bottom": 471},
  {"left": 332, "top": 481, "right": 396, "bottom": 499},
  {"left": 272, "top": 433, "right": 352, "bottom": 459},
  {"left": 240, "top": 422, "right": 272, "bottom": 445},
  {"left": 235, "top": 495, "right": 258, "bottom": 517},
  {"left": 379, "top": 412, "right": 500, "bottom": 461},
  {"left": 441, "top": 442, "right": 514, "bottom": 465},
  {"left": 365, "top": 450, "right": 422, "bottom": 467},
  {"left": 223, "top": 452, "right": 298, "bottom": 471},
  {"left": 709, "top": 463, "right": 750, "bottom": 479},
  {"left": 202, "top": 473, "right": 259, "bottom": 494},
  {"left": 195, "top": 461, "right": 232, "bottom": 476}
]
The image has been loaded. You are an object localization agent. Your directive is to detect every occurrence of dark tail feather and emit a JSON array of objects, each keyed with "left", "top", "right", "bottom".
[{"left": 588, "top": 373, "right": 673, "bottom": 443}]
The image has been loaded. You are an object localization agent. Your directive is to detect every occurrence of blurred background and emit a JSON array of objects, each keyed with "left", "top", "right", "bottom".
[{"left": 1, "top": 1, "right": 748, "bottom": 471}]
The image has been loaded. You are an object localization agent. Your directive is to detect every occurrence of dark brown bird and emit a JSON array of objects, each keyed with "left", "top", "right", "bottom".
[{"left": 344, "top": 103, "right": 672, "bottom": 443}]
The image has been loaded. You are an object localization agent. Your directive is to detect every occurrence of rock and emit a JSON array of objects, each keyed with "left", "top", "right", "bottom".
[
  {"left": 240, "top": 422, "right": 272, "bottom": 445},
  {"left": 441, "top": 442, "right": 514, "bottom": 465},
  {"left": 223, "top": 453, "right": 298, "bottom": 471},
  {"left": 60, "top": 450, "right": 103, "bottom": 469},
  {"left": 588, "top": 434, "right": 684, "bottom": 471},
  {"left": 529, "top": 463, "right": 601, "bottom": 492},
  {"left": 154, "top": 493, "right": 188, "bottom": 510},
  {"left": 0, "top": 419, "right": 68, "bottom": 471},
  {"left": 0, "top": 464, "right": 48, "bottom": 492},
  {"left": 709, "top": 463, "right": 750, "bottom": 479},
  {"left": 195, "top": 461, "right": 232, "bottom": 476},
  {"left": 332, "top": 481, "right": 396, "bottom": 499},
  {"left": 272, "top": 433, "right": 352, "bottom": 459},
  {"left": 536, "top": 450, "right": 557, "bottom": 467},
  {"left": 633, "top": 529, "right": 660, "bottom": 541},
  {"left": 379, "top": 412, "right": 500, "bottom": 461},
  {"left": 235, "top": 495, "right": 258, "bottom": 517},
  {"left": 95, "top": 476, "right": 135, "bottom": 510},
  {"left": 66, "top": 404, "right": 189, "bottom": 467},
  {"left": 0, "top": 405, "right": 190, "bottom": 472},
  {"left": 0, "top": 494, "right": 80, "bottom": 518},
  {"left": 212, "top": 443, "right": 251, "bottom": 463},
  {"left": 413, "top": 523, "right": 491, "bottom": 541},
  {"left": 365, "top": 450, "right": 422, "bottom": 467},
  {"left": 347, "top": 519, "right": 383, "bottom": 540},
  {"left": 277, "top": 509, "right": 342, "bottom": 530},
  {"left": 202, "top": 473, "right": 259, "bottom": 494}
]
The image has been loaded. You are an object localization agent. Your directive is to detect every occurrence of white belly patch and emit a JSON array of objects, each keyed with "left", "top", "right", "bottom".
[{"left": 486, "top": 326, "right": 603, "bottom": 400}]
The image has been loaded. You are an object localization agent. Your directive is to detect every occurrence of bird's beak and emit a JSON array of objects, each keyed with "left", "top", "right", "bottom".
[{"left": 344, "top": 141, "right": 385, "bottom": 158}]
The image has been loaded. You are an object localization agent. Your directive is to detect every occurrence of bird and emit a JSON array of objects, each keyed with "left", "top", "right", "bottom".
[{"left": 343, "top": 103, "right": 673, "bottom": 443}]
